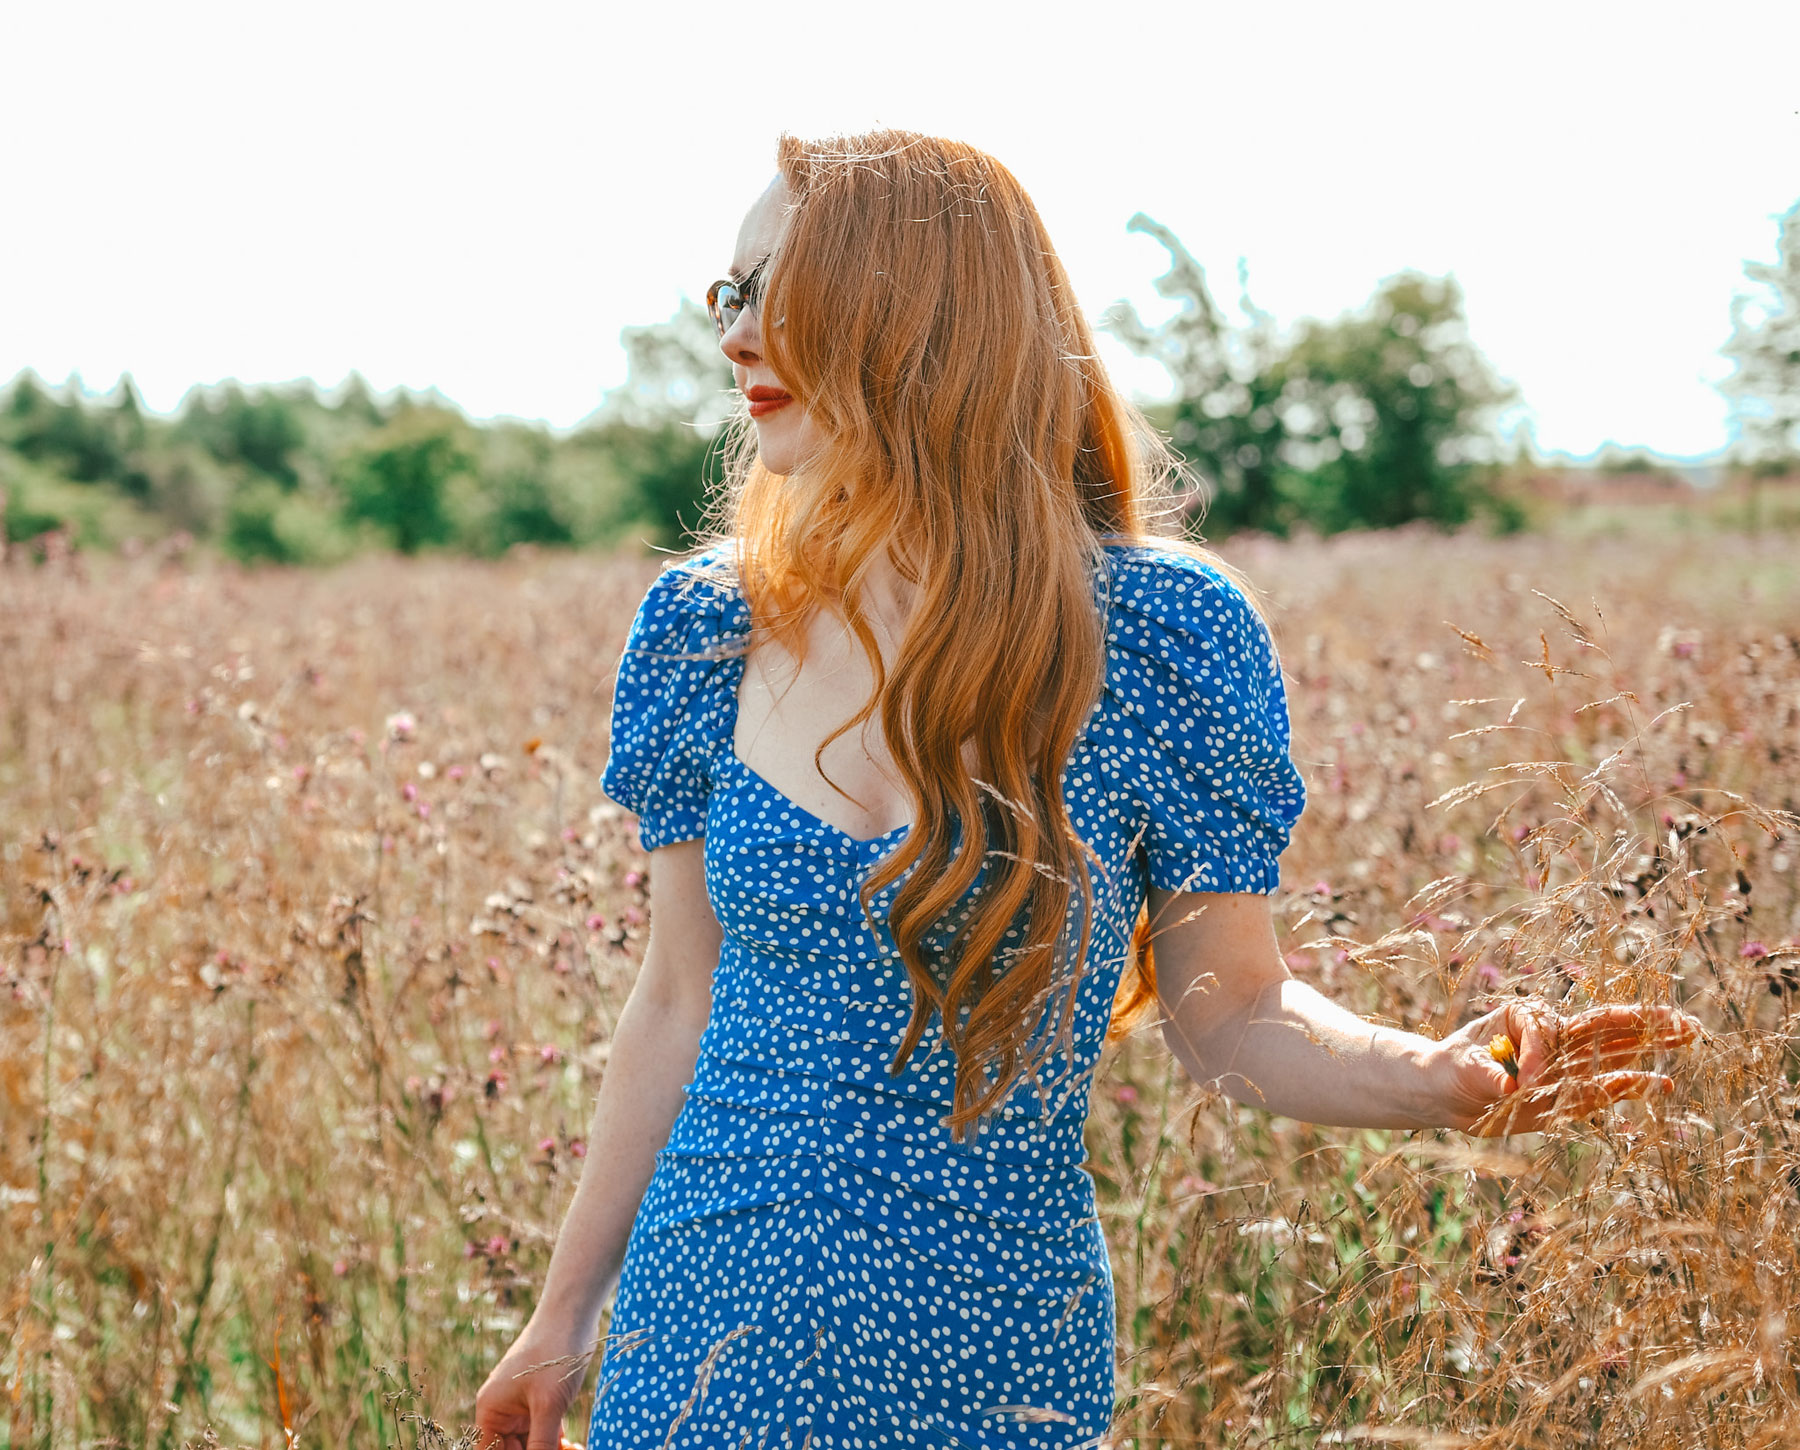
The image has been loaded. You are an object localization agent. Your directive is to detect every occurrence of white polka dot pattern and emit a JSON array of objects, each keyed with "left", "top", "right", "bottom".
[{"left": 588, "top": 541, "right": 1305, "bottom": 1447}]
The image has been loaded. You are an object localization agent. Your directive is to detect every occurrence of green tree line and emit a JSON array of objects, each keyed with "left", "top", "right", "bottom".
[
  {"left": 12, "top": 198, "right": 1792, "bottom": 563},
  {"left": 0, "top": 301, "right": 731, "bottom": 562}
]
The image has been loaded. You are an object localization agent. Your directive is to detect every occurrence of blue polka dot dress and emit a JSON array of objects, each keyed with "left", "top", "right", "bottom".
[{"left": 586, "top": 539, "right": 1306, "bottom": 1448}]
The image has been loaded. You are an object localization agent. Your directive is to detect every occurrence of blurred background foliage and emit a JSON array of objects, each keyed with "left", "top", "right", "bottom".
[
  {"left": 4, "top": 200, "right": 1796, "bottom": 564},
  {"left": 0, "top": 303, "right": 733, "bottom": 564},
  {"left": 1106, "top": 216, "right": 1522, "bottom": 536}
]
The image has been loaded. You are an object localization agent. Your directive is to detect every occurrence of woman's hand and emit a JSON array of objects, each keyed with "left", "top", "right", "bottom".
[
  {"left": 1431, "top": 998, "right": 1702, "bottom": 1136},
  {"left": 473, "top": 1315, "right": 594, "bottom": 1450}
]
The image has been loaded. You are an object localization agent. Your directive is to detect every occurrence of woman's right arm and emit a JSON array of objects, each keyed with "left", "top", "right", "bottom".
[{"left": 474, "top": 837, "right": 720, "bottom": 1450}]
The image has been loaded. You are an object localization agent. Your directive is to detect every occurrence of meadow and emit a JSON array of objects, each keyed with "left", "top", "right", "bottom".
[{"left": 3, "top": 521, "right": 1798, "bottom": 1448}]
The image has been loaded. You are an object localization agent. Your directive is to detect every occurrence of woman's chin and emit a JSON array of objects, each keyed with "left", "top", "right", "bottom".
[{"left": 751, "top": 410, "right": 821, "bottom": 479}]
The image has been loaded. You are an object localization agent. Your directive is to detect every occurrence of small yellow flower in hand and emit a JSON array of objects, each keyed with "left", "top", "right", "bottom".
[{"left": 1489, "top": 1034, "right": 1519, "bottom": 1080}]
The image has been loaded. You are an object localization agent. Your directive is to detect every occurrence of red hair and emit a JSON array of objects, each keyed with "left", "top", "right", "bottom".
[{"left": 706, "top": 130, "right": 1221, "bottom": 1133}]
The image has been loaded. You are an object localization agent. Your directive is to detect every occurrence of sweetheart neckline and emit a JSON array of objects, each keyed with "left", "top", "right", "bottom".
[{"left": 720, "top": 747, "right": 914, "bottom": 847}]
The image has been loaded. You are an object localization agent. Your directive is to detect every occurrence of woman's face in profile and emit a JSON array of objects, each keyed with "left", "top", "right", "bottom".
[{"left": 720, "top": 176, "right": 823, "bottom": 477}]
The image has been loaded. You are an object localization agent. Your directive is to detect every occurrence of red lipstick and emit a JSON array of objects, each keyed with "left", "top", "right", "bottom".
[{"left": 745, "top": 385, "right": 793, "bottom": 419}]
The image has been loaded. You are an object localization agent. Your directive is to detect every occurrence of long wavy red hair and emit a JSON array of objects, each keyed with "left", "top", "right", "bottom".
[{"left": 704, "top": 130, "right": 1208, "bottom": 1134}]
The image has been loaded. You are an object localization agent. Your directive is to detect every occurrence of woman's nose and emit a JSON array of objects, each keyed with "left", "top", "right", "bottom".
[{"left": 719, "top": 308, "right": 761, "bottom": 367}]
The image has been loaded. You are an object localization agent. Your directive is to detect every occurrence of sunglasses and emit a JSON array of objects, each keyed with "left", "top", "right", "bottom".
[{"left": 705, "top": 258, "right": 769, "bottom": 337}]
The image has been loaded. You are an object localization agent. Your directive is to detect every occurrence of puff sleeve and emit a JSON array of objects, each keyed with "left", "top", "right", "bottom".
[
  {"left": 1102, "top": 548, "right": 1306, "bottom": 894},
  {"left": 599, "top": 555, "right": 741, "bottom": 852}
]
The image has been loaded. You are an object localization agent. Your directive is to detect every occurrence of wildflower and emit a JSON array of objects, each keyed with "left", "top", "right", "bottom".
[
  {"left": 569, "top": 1139, "right": 587, "bottom": 1158},
  {"left": 1741, "top": 941, "right": 1768, "bottom": 960},
  {"left": 586, "top": 914, "right": 605, "bottom": 932},
  {"left": 1489, "top": 1035, "right": 1519, "bottom": 1080},
  {"left": 537, "top": 1137, "right": 557, "bottom": 1156},
  {"left": 1115, "top": 1085, "right": 1139, "bottom": 1107},
  {"left": 624, "top": 869, "right": 645, "bottom": 889},
  {"left": 386, "top": 711, "right": 417, "bottom": 742}
]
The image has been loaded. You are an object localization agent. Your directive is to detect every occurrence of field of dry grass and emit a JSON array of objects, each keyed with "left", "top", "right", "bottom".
[{"left": 4, "top": 528, "right": 1799, "bottom": 1449}]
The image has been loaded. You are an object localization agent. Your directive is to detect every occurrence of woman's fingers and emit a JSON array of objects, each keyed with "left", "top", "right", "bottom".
[
  {"left": 1473, "top": 1069, "right": 1674, "bottom": 1136},
  {"left": 1502, "top": 1003, "right": 1699, "bottom": 1092},
  {"left": 1558, "top": 1004, "right": 1699, "bottom": 1063},
  {"left": 1469, "top": 1000, "right": 1696, "bottom": 1136}
]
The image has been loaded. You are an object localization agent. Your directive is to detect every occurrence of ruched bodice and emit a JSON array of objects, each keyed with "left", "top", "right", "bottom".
[{"left": 587, "top": 539, "right": 1305, "bottom": 1448}]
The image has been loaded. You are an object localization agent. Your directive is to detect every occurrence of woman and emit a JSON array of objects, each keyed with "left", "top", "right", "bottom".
[{"left": 475, "top": 131, "right": 1696, "bottom": 1450}]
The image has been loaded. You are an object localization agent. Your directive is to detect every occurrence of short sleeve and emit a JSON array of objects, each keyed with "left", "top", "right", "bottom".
[
  {"left": 600, "top": 553, "right": 742, "bottom": 852},
  {"left": 1102, "top": 547, "right": 1306, "bottom": 894}
]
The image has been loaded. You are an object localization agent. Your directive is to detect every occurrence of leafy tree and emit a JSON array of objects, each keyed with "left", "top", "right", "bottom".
[
  {"left": 603, "top": 299, "right": 736, "bottom": 431},
  {"left": 0, "top": 465, "right": 68, "bottom": 543},
  {"left": 589, "top": 423, "right": 722, "bottom": 548},
  {"left": 1104, "top": 216, "right": 1291, "bottom": 532},
  {"left": 224, "top": 479, "right": 353, "bottom": 565},
  {"left": 7, "top": 374, "right": 129, "bottom": 486},
  {"left": 336, "top": 412, "right": 472, "bottom": 554},
  {"left": 1280, "top": 273, "right": 1516, "bottom": 532},
  {"left": 1107, "top": 220, "right": 1515, "bottom": 535},
  {"left": 145, "top": 449, "right": 233, "bottom": 536},
  {"left": 224, "top": 480, "right": 297, "bottom": 563},
  {"left": 589, "top": 298, "right": 735, "bottom": 546},
  {"left": 464, "top": 424, "right": 578, "bottom": 554},
  {"left": 178, "top": 383, "right": 307, "bottom": 487},
  {"left": 1721, "top": 198, "right": 1800, "bottom": 471}
]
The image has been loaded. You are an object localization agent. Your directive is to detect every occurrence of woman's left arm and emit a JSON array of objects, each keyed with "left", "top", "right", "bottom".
[{"left": 1149, "top": 888, "right": 1699, "bottom": 1135}]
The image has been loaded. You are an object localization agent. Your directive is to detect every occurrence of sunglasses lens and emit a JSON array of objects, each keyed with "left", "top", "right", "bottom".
[{"left": 708, "top": 281, "right": 742, "bottom": 336}]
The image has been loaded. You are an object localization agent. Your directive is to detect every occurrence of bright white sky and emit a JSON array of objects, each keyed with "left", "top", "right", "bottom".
[{"left": 3, "top": 0, "right": 1796, "bottom": 459}]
